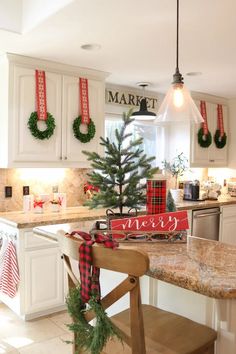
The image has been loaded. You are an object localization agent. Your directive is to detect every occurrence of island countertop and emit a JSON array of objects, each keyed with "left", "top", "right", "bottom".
[
  {"left": 133, "top": 236, "right": 236, "bottom": 299},
  {"left": 33, "top": 224, "right": 236, "bottom": 300}
]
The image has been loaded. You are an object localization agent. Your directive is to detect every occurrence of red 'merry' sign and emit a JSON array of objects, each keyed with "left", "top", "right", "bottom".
[{"left": 110, "top": 211, "right": 189, "bottom": 232}]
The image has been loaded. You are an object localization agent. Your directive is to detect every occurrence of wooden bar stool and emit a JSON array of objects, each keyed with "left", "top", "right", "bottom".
[{"left": 57, "top": 231, "right": 217, "bottom": 354}]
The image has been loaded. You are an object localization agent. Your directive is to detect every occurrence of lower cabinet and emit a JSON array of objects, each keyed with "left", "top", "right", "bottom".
[
  {"left": 24, "top": 247, "right": 64, "bottom": 315},
  {"left": 220, "top": 205, "right": 236, "bottom": 245}
]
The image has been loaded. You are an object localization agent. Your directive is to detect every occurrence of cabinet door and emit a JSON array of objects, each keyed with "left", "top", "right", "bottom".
[
  {"left": 190, "top": 101, "right": 228, "bottom": 167},
  {"left": 62, "top": 75, "right": 104, "bottom": 166},
  {"left": 220, "top": 206, "right": 236, "bottom": 245},
  {"left": 11, "top": 65, "right": 62, "bottom": 163},
  {"left": 24, "top": 247, "right": 64, "bottom": 314},
  {"left": 208, "top": 104, "right": 228, "bottom": 166}
]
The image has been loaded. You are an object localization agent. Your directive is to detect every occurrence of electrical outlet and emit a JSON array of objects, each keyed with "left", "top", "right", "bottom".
[
  {"left": 5, "top": 186, "right": 12, "bottom": 198},
  {"left": 23, "top": 186, "right": 30, "bottom": 196},
  {"left": 52, "top": 185, "right": 59, "bottom": 193}
]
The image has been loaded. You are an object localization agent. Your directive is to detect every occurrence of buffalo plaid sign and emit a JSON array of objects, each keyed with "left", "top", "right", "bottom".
[{"left": 146, "top": 179, "right": 166, "bottom": 214}]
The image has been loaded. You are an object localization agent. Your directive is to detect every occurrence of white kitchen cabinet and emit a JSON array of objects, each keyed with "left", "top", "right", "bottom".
[
  {"left": 24, "top": 247, "right": 64, "bottom": 314},
  {"left": 220, "top": 205, "right": 236, "bottom": 245},
  {"left": 11, "top": 65, "right": 62, "bottom": 163},
  {"left": 0, "top": 53, "right": 107, "bottom": 167},
  {"left": 166, "top": 99, "right": 228, "bottom": 168},
  {"left": 0, "top": 223, "right": 66, "bottom": 320},
  {"left": 190, "top": 101, "right": 228, "bottom": 167},
  {"left": 62, "top": 75, "right": 104, "bottom": 165}
]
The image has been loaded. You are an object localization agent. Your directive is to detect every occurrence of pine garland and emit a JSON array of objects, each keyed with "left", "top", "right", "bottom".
[
  {"left": 65, "top": 286, "right": 121, "bottom": 354},
  {"left": 73, "top": 116, "right": 96, "bottom": 143},
  {"left": 28, "top": 112, "right": 56, "bottom": 140}
]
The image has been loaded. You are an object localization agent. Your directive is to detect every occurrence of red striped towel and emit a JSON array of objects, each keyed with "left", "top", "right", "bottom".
[{"left": 0, "top": 240, "right": 20, "bottom": 298}]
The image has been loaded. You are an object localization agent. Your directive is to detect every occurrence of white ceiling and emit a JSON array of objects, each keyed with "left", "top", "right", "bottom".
[{"left": 1, "top": 0, "right": 236, "bottom": 98}]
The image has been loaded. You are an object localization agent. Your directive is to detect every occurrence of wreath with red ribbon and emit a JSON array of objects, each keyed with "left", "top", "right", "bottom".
[
  {"left": 214, "top": 130, "right": 227, "bottom": 149},
  {"left": 73, "top": 78, "right": 96, "bottom": 143},
  {"left": 198, "top": 128, "right": 212, "bottom": 148},
  {"left": 28, "top": 112, "right": 56, "bottom": 140},
  {"left": 198, "top": 101, "right": 212, "bottom": 148},
  {"left": 73, "top": 115, "right": 96, "bottom": 143},
  {"left": 28, "top": 70, "right": 56, "bottom": 140},
  {"left": 214, "top": 105, "right": 227, "bottom": 149}
]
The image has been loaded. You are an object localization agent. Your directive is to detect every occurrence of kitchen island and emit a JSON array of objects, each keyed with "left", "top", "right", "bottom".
[
  {"left": 34, "top": 230, "right": 236, "bottom": 354},
  {"left": 1, "top": 203, "right": 236, "bottom": 353}
]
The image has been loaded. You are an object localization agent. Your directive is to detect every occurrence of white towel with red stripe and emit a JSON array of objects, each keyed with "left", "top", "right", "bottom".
[{"left": 0, "top": 240, "right": 20, "bottom": 298}]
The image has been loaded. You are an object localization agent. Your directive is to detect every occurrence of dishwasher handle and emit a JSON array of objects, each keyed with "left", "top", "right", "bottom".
[{"left": 193, "top": 211, "right": 222, "bottom": 219}]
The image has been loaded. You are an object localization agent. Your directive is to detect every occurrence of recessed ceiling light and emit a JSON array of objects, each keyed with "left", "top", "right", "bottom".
[
  {"left": 186, "top": 72, "right": 202, "bottom": 76},
  {"left": 81, "top": 44, "right": 101, "bottom": 51}
]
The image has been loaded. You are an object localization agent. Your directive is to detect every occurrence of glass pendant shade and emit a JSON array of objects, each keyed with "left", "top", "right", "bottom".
[
  {"left": 131, "top": 98, "right": 156, "bottom": 121},
  {"left": 155, "top": 0, "right": 203, "bottom": 124},
  {"left": 156, "top": 83, "right": 204, "bottom": 124}
]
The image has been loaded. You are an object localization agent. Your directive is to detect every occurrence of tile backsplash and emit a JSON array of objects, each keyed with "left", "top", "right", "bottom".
[{"left": 0, "top": 168, "right": 91, "bottom": 212}]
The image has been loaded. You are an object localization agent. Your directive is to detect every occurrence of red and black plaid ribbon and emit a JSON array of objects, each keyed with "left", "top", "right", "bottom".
[
  {"left": 69, "top": 231, "right": 118, "bottom": 303},
  {"left": 146, "top": 180, "right": 166, "bottom": 214}
]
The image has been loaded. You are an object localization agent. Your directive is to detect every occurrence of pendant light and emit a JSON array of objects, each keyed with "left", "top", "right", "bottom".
[
  {"left": 155, "top": 0, "right": 203, "bottom": 124},
  {"left": 131, "top": 83, "right": 156, "bottom": 121}
]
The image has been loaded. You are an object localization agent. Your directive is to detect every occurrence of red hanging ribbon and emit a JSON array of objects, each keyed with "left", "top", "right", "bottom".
[
  {"left": 79, "top": 78, "right": 90, "bottom": 124},
  {"left": 68, "top": 231, "right": 118, "bottom": 302},
  {"left": 217, "top": 104, "right": 225, "bottom": 138},
  {"left": 35, "top": 70, "right": 47, "bottom": 121},
  {"left": 200, "top": 101, "right": 209, "bottom": 135}
]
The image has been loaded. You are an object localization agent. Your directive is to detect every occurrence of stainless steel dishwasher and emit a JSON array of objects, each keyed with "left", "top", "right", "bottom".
[{"left": 192, "top": 207, "right": 221, "bottom": 241}]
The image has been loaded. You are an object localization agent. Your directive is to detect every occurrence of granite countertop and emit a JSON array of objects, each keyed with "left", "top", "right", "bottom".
[
  {"left": 141, "top": 236, "right": 236, "bottom": 299},
  {"left": 176, "top": 195, "right": 236, "bottom": 210},
  {"left": 0, "top": 207, "right": 107, "bottom": 229},
  {"left": 1, "top": 195, "right": 236, "bottom": 229},
  {"left": 33, "top": 226, "right": 236, "bottom": 300}
]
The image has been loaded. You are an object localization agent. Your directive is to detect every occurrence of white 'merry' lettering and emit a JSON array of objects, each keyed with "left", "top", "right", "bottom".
[{"left": 112, "top": 215, "right": 182, "bottom": 231}]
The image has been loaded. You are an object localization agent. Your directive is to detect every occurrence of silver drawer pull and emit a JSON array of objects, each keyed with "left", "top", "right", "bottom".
[{"left": 194, "top": 212, "right": 222, "bottom": 218}]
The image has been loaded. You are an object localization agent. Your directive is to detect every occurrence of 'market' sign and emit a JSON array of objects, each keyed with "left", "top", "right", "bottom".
[{"left": 106, "top": 88, "right": 158, "bottom": 110}]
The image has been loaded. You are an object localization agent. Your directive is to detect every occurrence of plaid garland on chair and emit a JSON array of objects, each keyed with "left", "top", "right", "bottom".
[
  {"left": 146, "top": 179, "right": 166, "bottom": 214},
  {"left": 69, "top": 231, "right": 118, "bottom": 303}
]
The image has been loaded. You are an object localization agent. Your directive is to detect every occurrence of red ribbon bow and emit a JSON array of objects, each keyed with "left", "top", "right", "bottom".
[
  {"left": 33, "top": 200, "right": 44, "bottom": 208},
  {"left": 84, "top": 183, "right": 100, "bottom": 194},
  {"left": 68, "top": 231, "right": 118, "bottom": 303}
]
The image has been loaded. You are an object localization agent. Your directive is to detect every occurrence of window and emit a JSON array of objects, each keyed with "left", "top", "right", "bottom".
[{"left": 105, "top": 115, "right": 165, "bottom": 169}]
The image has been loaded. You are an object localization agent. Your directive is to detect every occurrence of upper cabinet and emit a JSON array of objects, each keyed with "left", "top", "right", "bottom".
[
  {"left": 0, "top": 54, "right": 107, "bottom": 168},
  {"left": 190, "top": 100, "right": 228, "bottom": 167},
  {"left": 166, "top": 98, "right": 228, "bottom": 168}
]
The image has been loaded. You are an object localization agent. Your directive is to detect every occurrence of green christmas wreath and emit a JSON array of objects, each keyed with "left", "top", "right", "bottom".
[
  {"left": 214, "top": 130, "right": 227, "bottom": 149},
  {"left": 28, "top": 112, "right": 56, "bottom": 140},
  {"left": 73, "top": 116, "right": 96, "bottom": 143},
  {"left": 198, "top": 127, "right": 212, "bottom": 148},
  {"left": 65, "top": 286, "right": 121, "bottom": 354}
]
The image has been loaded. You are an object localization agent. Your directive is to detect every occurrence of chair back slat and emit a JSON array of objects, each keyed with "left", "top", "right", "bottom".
[{"left": 57, "top": 230, "right": 149, "bottom": 276}]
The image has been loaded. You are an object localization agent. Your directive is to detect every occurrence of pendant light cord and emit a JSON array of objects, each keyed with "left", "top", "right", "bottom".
[
  {"left": 176, "top": 0, "right": 179, "bottom": 71},
  {"left": 173, "top": 0, "right": 183, "bottom": 84}
]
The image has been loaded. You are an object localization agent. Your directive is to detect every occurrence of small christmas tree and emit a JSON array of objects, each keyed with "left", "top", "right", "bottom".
[
  {"left": 83, "top": 110, "right": 158, "bottom": 215},
  {"left": 166, "top": 190, "right": 177, "bottom": 212}
]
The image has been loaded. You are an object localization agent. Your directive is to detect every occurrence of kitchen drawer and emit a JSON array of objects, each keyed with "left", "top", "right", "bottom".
[{"left": 24, "top": 231, "right": 58, "bottom": 250}]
